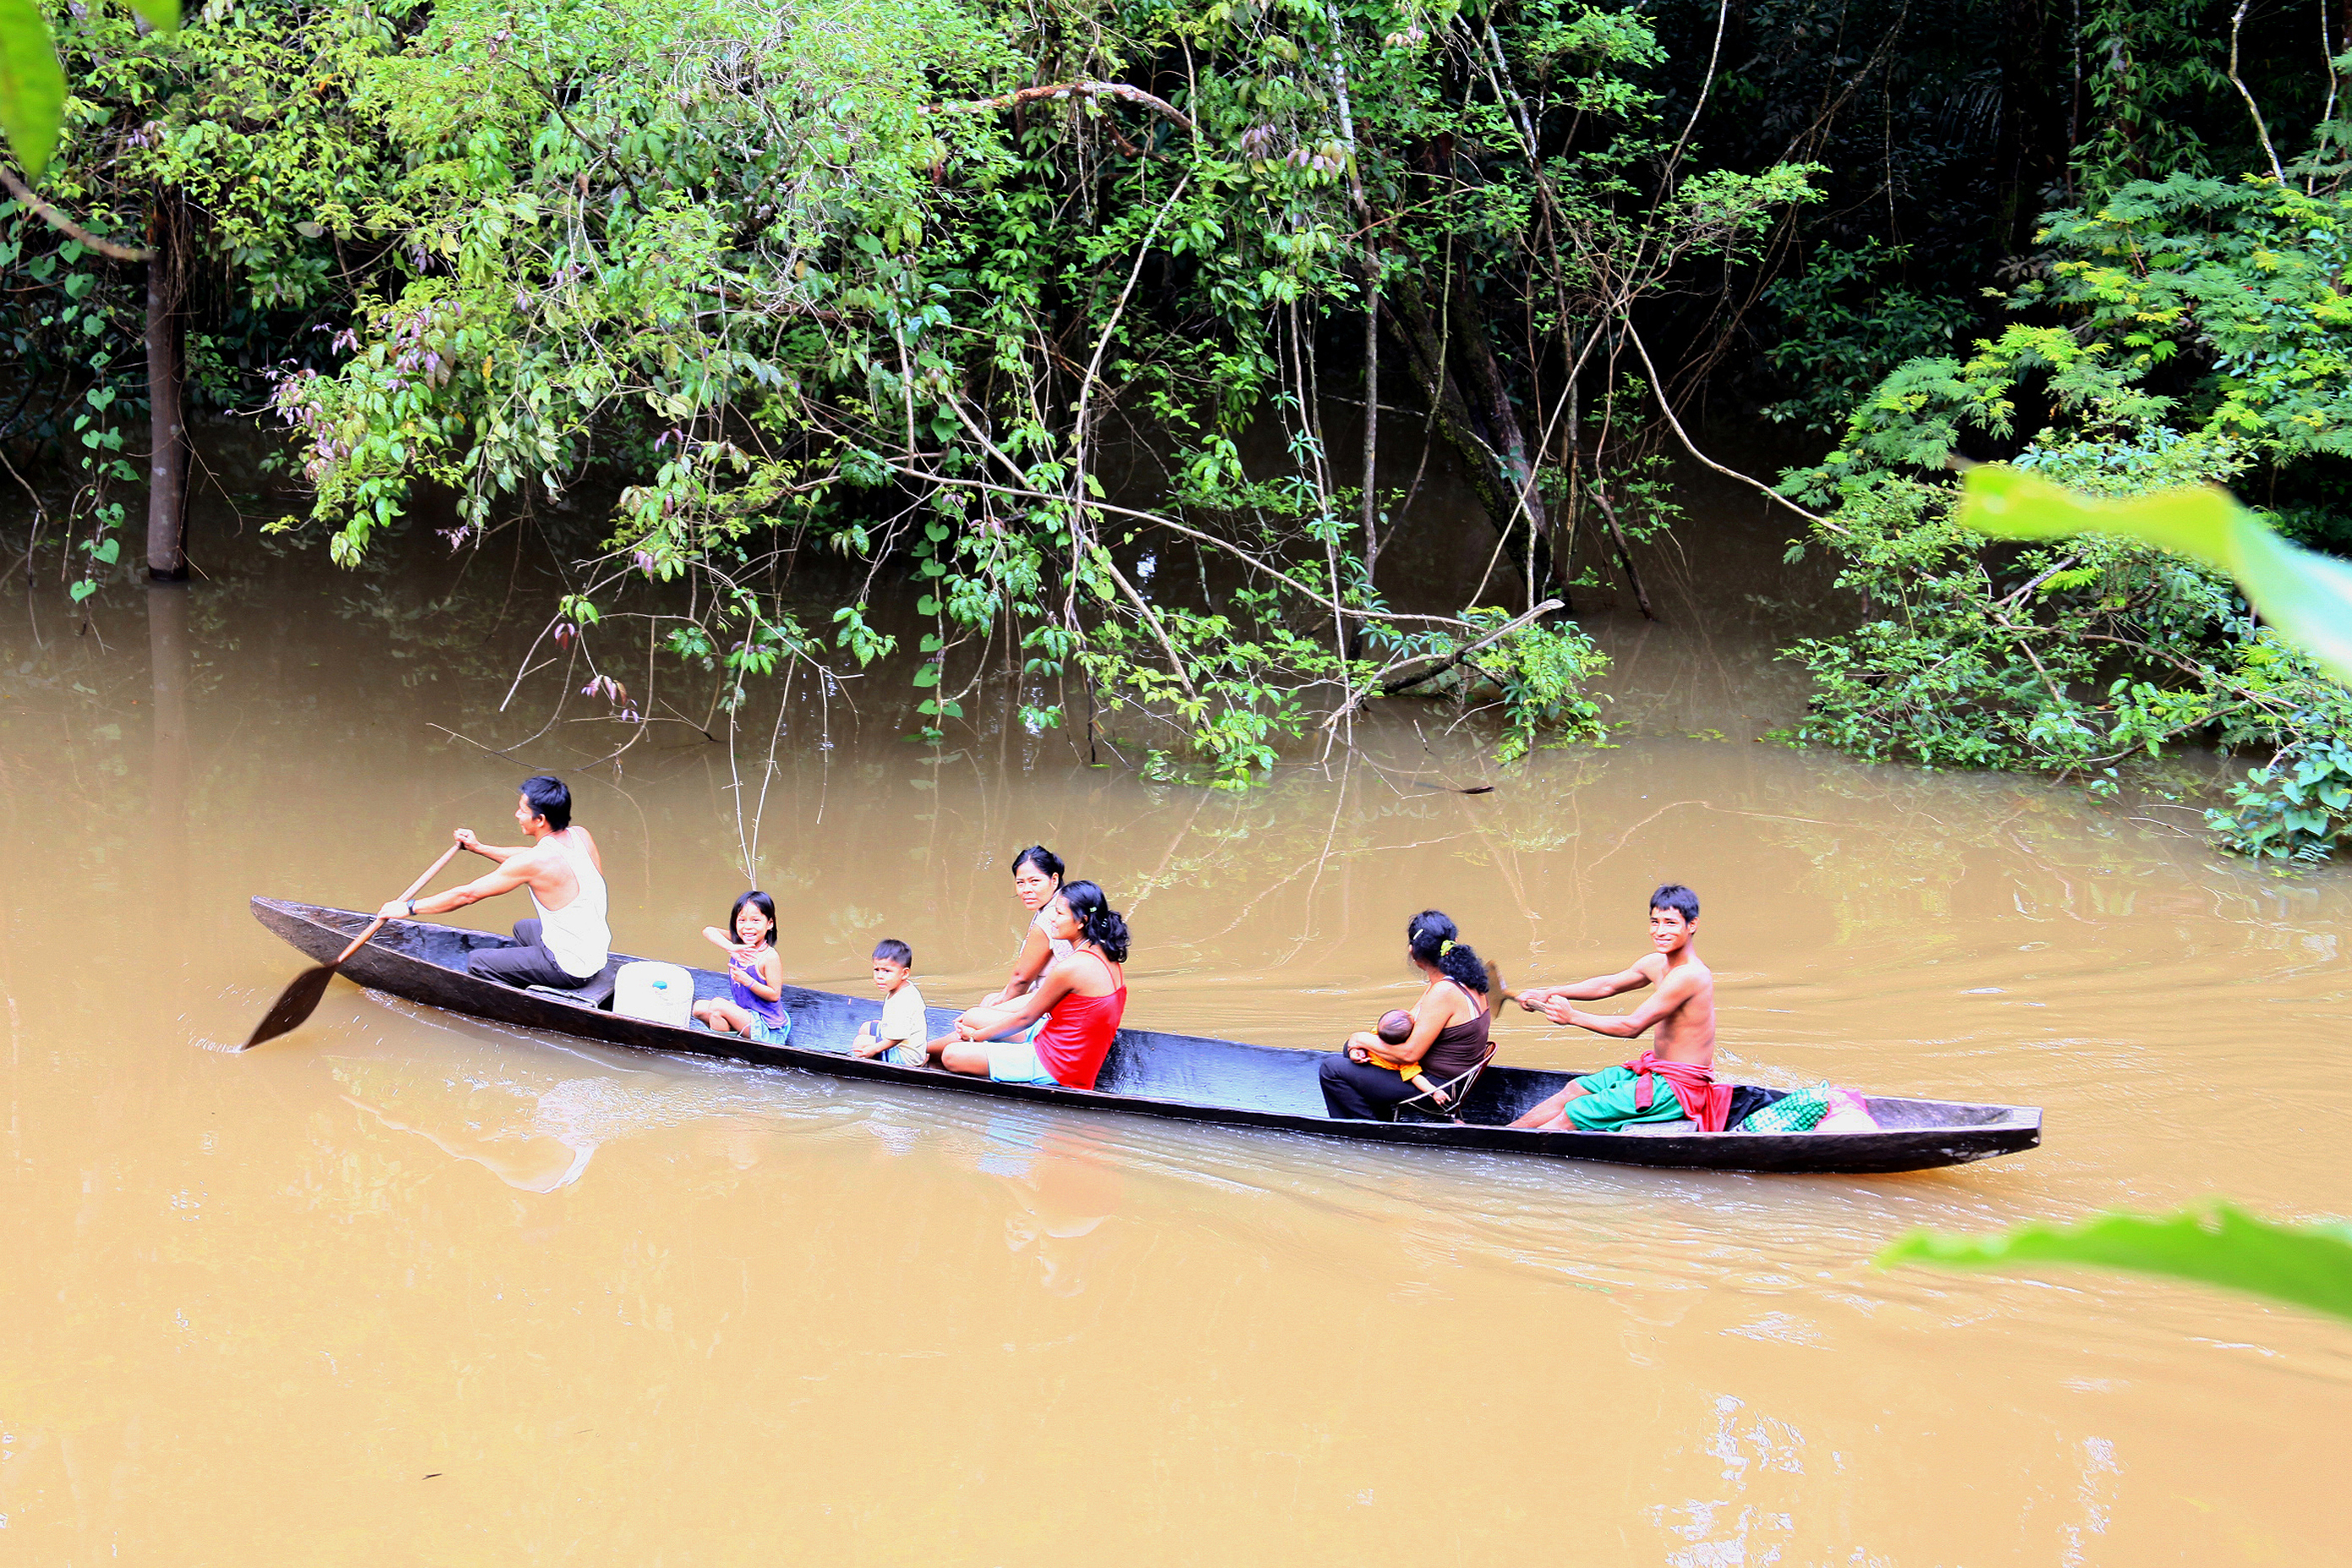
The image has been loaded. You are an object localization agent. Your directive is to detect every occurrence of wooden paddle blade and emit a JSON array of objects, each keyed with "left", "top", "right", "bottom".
[{"left": 242, "top": 964, "right": 337, "bottom": 1050}]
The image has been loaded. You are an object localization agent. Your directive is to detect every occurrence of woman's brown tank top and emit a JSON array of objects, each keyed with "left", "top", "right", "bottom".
[{"left": 1422, "top": 993, "right": 1493, "bottom": 1081}]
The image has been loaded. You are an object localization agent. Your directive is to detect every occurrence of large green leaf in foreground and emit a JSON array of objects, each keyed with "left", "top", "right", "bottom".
[
  {"left": 1879, "top": 1205, "right": 2352, "bottom": 1324},
  {"left": 1928, "top": 471, "right": 2352, "bottom": 1326},
  {"left": 0, "top": 0, "right": 64, "bottom": 177},
  {"left": 1958, "top": 465, "right": 2352, "bottom": 686},
  {"left": 0, "top": 0, "right": 174, "bottom": 179}
]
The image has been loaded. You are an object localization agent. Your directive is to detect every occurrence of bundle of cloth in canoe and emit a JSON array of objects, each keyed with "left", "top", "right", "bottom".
[{"left": 381, "top": 776, "right": 1878, "bottom": 1132}]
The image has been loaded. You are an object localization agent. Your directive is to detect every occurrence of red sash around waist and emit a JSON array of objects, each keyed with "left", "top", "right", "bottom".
[{"left": 1624, "top": 1050, "right": 1733, "bottom": 1133}]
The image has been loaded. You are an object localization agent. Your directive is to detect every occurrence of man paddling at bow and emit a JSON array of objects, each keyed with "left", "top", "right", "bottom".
[
  {"left": 1505, "top": 884, "right": 1730, "bottom": 1132},
  {"left": 378, "top": 775, "right": 612, "bottom": 991}
]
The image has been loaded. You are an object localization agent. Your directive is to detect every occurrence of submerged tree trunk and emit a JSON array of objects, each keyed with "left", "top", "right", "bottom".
[
  {"left": 144, "top": 191, "right": 188, "bottom": 582},
  {"left": 1382, "top": 271, "right": 1558, "bottom": 591},
  {"left": 1360, "top": 266, "right": 1380, "bottom": 581},
  {"left": 1587, "top": 471, "right": 1656, "bottom": 621},
  {"left": 147, "top": 577, "right": 191, "bottom": 909}
]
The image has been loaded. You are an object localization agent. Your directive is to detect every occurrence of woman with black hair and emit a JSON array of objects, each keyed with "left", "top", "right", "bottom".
[
  {"left": 990, "top": 846, "right": 1070, "bottom": 1004},
  {"left": 1319, "top": 911, "right": 1494, "bottom": 1119},
  {"left": 944, "top": 881, "right": 1130, "bottom": 1090},
  {"left": 930, "top": 846, "right": 1072, "bottom": 1058}
]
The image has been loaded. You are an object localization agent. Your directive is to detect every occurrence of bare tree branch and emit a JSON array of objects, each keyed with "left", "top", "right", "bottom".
[
  {"left": 0, "top": 166, "right": 152, "bottom": 262},
  {"left": 930, "top": 80, "right": 1195, "bottom": 131},
  {"left": 1621, "top": 321, "right": 1846, "bottom": 535},
  {"left": 2230, "top": 0, "right": 2287, "bottom": 183}
]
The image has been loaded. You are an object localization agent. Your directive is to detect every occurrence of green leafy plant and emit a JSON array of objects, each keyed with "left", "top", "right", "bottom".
[
  {"left": 0, "top": 0, "right": 67, "bottom": 177},
  {"left": 1761, "top": 241, "right": 1976, "bottom": 437},
  {"left": 1779, "top": 153, "right": 2352, "bottom": 857},
  {"left": 1957, "top": 466, "right": 2352, "bottom": 684},
  {"left": 2208, "top": 740, "right": 2352, "bottom": 861},
  {"left": 1462, "top": 612, "right": 1612, "bottom": 764},
  {"left": 1945, "top": 464, "right": 2352, "bottom": 858},
  {"left": 0, "top": 0, "right": 177, "bottom": 177},
  {"left": 1879, "top": 1205, "right": 2352, "bottom": 1326}
]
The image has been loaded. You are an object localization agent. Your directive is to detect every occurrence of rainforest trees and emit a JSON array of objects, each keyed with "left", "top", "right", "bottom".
[{"left": 257, "top": 0, "right": 1811, "bottom": 781}]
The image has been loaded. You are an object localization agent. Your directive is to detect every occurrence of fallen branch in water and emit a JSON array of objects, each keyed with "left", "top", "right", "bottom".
[
  {"left": 1316, "top": 599, "right": 1562, "bottom": 734},
  {"left": 1380, "top": 602, "right": 1563, "bottom": 695}
]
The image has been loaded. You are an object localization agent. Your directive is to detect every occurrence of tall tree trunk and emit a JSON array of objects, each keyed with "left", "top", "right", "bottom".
[
  {"left": 1446, "top": 264, "right": 1534, "bottom": 503},
  {"left": 1381, "top": 271, "right": 1558, "bottom": 591},
  {"left": 144, "top": 191, "right": 188, "bottom": 582},
  {"left": 1321, "top": 22, "right": 1382, "bottom": 586},
  {"left": 1360, "top": 265, "right": 1380, "bottom": 582},
  {"left": 1443, "top": 261, "right": 1580, "bottom": 604},
  {"left": 1995, "top": 0, "right": 2073, "bottom": 246}
]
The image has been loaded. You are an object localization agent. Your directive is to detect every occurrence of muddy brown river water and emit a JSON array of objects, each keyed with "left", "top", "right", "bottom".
[{"left": 3, "top": 472, "right": 2348, "bottom": 1565}]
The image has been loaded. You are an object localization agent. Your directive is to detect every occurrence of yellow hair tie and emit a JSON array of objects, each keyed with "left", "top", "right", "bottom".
[{"left": 1440, "top": 939, "right": 1455, "bottom": 955}]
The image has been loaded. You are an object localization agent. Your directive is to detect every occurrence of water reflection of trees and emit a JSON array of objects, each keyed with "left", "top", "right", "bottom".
[
  {"left": 1743, "top": 757, "right": 2321, "bottom": 949},
  {"left": 8, "top": 484, "right": 2335, "bottom": 1003}
]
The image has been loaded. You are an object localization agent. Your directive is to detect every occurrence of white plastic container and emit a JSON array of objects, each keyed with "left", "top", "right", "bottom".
[{"left": 614, "top": 961, "right": 694, "bottom": 1027}]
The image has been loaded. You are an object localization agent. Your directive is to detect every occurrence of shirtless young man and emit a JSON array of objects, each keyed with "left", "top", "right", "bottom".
[
  {"left": 1506, "top": 884, "right": 1722, "bottom": 1132},
  {"left": 378, "top": 775, "right": 612, "bottom": 990}
]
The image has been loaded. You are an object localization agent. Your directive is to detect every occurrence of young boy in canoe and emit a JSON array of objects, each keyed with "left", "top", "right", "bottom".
[
  {"left": 1506, "top": 885, "right": 1729, "bottom": 1132},
  {"left": 851, "top": 939, "right": 928, "bottom": 1067}
]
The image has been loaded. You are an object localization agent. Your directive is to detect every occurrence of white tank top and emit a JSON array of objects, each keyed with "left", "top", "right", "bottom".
[
  {"left": 530, "top": 830, "right": 611, "bottom": 978},
  {"left": 1022, "top": 907, "right": 1075, "bottom": 995}
]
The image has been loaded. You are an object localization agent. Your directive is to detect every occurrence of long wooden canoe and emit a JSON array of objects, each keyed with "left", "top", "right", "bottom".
[{"left": 251, "top": 898, "right": 2041, "bottom": 1174}]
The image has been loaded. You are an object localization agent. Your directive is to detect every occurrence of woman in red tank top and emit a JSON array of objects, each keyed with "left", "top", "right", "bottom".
[{"left": 945, "top": 880, "right": 1130, "bottom": 1090}]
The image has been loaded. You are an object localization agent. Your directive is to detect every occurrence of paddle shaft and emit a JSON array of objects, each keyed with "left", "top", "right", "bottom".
[{"left": 333, "top": 841, "right": 466, "bottom": 966}]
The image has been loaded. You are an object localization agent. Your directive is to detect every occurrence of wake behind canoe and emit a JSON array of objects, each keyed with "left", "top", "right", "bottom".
[{"left": 249, "top": 897, "right": 2043, "bottom": 1175}]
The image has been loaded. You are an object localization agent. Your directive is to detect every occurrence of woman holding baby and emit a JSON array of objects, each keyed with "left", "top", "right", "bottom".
[{"left": 1317, "top": 910, "right": 1495, "bottom": 1120}]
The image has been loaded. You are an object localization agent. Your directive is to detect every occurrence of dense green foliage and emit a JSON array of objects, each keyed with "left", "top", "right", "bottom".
[
  {"left": 3, "top": 0, "right": 2349, "bottom": 825},
  {"left": 1783, "top": 153, "right": 2352, "bottom": 859},
  {"left": 0, "top": 0, "right": 177, "bottom": 177},
  {"left": 242, "top": 0, "right": 1810, "bottom": 781},
  {"left": 3, "top": 0, "right": 391, "bottom": 593}
]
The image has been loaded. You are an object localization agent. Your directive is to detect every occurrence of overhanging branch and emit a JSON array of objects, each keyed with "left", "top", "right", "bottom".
[
  {"left": 930, "top": 80, "right": 1195, "bottom": 132},
  {"left": 1621, "top": 321, "right": 1847, "bottom": 536},
  {"left": 0, "top": 165, "right": 151, "bottom": 262}
]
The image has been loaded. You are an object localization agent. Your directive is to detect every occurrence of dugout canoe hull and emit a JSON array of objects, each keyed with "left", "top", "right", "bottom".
[{"left": 251, "top": 898, "right": 2042, "bottom": 1175}]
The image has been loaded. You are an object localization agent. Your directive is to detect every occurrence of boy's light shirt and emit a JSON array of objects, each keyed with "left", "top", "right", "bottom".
[{"left": 878, "top": 981, "right": 926, "bottom": 1045}]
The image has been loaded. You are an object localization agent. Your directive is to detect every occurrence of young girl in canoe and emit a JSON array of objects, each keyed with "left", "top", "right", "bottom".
[
  {"left": 692, "top": 890, "right": 789, "bottom": 1043},
  {"left": 941, "top": 880, "right": 1128, "bottom": 1090}
]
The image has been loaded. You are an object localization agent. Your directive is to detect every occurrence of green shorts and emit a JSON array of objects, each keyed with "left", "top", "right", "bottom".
[{"left": 1563, "top": 1064, "right": 1692, "bottom": 1131}]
